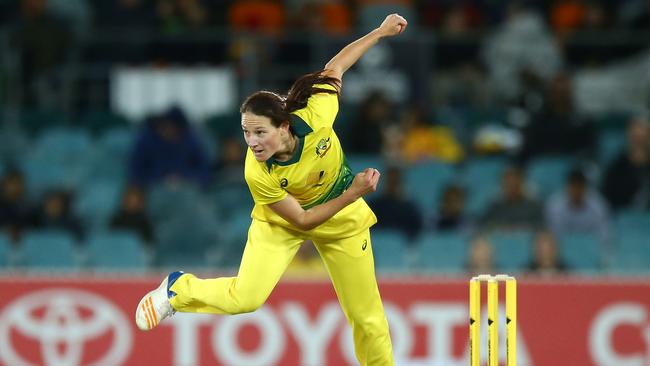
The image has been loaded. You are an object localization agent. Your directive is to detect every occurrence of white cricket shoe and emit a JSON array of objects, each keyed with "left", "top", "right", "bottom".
[{"left": 135, "top": 271, "right": 183, "bottom": 331}]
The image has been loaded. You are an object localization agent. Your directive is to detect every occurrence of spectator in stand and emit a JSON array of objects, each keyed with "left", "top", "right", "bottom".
[
  {"left": 213, "top": 136, "right": 247, "bottom": 186},
  {"left": 465, "top": 235, "right": 495, "bottom": 275},
  {"left": 480, "top": 164, "right": 544, "bottom": 232},
  {"left": 602, "top": 116, "right": 650, "bottom": 211},
  {"left": 396, "top": 106, "right": 464, "bottom": 164},
  {"left": 519, "top": 73, "right": 597, "bottom": 162},
  {"left": 482, "top": 3, "right": 563, "bottom": 102},
  {"left": 110, "top": 185, "right": 154, "bottom": 245},
  {"left": 287, "top": 0, "right": 351, "bottom": 35},
  {"left": 129, "top": 106, "right": 211, "bottom": 190},
  {"left": 30, "top": 190, "right": 83, "bottom": 240},
  {"left": 228, "top": 0, "right": 285, "bottom": 35},
  {"left": 348, "top": 91, "right": 395, "bottom": 155},
  {"left": 432, "top": 184, "right": 472, "bottom": 233},
  {"left": 0, "top": 170, "right": 32, "bottom": 243},
  {"left": 550, "top": 0, "right": 588, "bottom": 33},
  {"left": 368, "top": 166, "right": 422, "bottom": 240},
  {"left": 546, "top": 168, "right": 611, "bottom": 241},
  {"left": 527, "top": 230, "right": 568, "bottom": 275}
]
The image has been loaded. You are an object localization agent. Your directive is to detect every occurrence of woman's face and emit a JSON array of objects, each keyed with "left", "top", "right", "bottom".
[{"left": 241, "top": 112, "right": 287, "bottom": 162}]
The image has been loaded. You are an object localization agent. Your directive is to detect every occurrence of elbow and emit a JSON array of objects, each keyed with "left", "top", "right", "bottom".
[
  {"left": 292, "top": 214, "right": 318, "bottom": 231},
  {"left": 294, "top": 220, "right": 317, "bottom": 231}
]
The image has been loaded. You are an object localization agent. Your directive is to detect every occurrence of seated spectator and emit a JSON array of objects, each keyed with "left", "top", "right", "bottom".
[
  {"left": 550, "top": 0, "right": 588, "bottom": 33},
  {"left": 30, "top": 190, "right": 83, "bottom": 240},
  {"left": 129, "top": 106, "right": 211, "bottom": 189},
  {"left": 110, "top": 185, "right": 154, "bottom": 244},
  {"left": 465, "top": 235, "right": 495, "bottom": 275},
  {"left": 527, "top": 230, "right": 567, "bottom": 275},
  {"left": 432, "top": 184, "right": 472, "bottom": 233},
  {"left": 228, "top": 0, "right": 285, "bottom": 35},
  {"left": 0, "top": 170, "right": 32, "bottom": 242},
  {"left": 348, "top": 91, "right": 395, "bottom": 155},
  {"left": 546, "top": 168, "right": 610, "bottom": 241},
  {"left": 368, "top": 166, "right": 422, "bottom": 240},
  {"left": 602, "top": 117, "right": 650, "bottom": 211},
  {"left": 398, "top": 106, "right": 464, "bottom": 163},
  {"left": 287, "top": 0, "right": 351, "bottom": 35},
  {"left": 480, "top": 164, "right": 544, "bottom": 232},
  {"left": 519, "top": 73, "right": 597, "bottom": 162},
  {"left": 482, "top": 4, "right": 562, "bottom": 101}
]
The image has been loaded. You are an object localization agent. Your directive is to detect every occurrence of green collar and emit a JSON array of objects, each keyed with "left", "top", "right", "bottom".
[{"left": 265, "top": 114, "right": 313, "bottom": 171}]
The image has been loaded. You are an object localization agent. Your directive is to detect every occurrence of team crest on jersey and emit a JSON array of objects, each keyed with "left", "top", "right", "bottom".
[{"left": 315, "top": 138, "right": 331, "bottom": 158}]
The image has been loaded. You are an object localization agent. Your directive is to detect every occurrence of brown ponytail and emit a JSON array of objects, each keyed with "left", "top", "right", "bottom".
[
  {"left": 240, "top": 70, "right": 340, "bottom": 128},
  {"left": 284, "top": 70, "right": 340, "bottom": 113}
]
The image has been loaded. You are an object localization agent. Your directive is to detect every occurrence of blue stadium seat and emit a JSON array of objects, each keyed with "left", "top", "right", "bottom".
[
  {"left": 371, "top": 229, "right": 407, "bottom": 270},
  {"left": 346, "top": 154, "right": 384, "bottom": 175},
  {"left": 216, "top": 209, "right": 252, "bottom": 267},
  {"left": 213, "top": 183, "right": 254, "bottom": 220},
  {"left": 461, "top": 157, "right": 507, "bottom": 215},
  {"left": 86, "top": 231, "right": 148, "bottom": 270},
  {"left": 598, "top": 129, "right": 625, "bottom": 165},
  {"left": 558, "top": 233, "right": 602, "bottom": 271},
  {"left": 20, "top": 230, "right": 78, "bottom": 269},
  {"left": 79, "top": 110, "right": 129, "bottom": 135},
  {"left": 417, "top": 231, "right": 467, "bottom": 273},
  {"left": 74, "top": 180, "right": 122, "bottom": 231},
  {"left": 615, "top": 210, "right": 650, "bottom": 232},
  {"left": 154, "top": 205, "right": 220, "bottom": 267},
  {"left": 85, "top": 127, "right": 134, "bottom": 182},
  {"left": 100, "top": 127, "right": 135, "bottom": 158},
  {"left": 404, "top": 161, "right": 456, "bottom": 217},
  {"left": 489, "top": 231, "right": 533, "bottom": 271},
  {"left": 21, "top": 158, "right": 71, "bottom": 199},
  {"left": 527, "top": 157, "right": 573, "bottom": 198},
  {"left": 611, "top": 231, "right": 650, "bottom": 272},
  {"left": 147, "top": 184, "right": 206, "bottom": 223},
  {"left": 35, "top": 127, "right": 92, "bottom": 161},
  {"left": 22, "top": 128, "right": 94, "bottom": 196},
  {"left": 0, "top": 232, "right": 10, "bottom": 268},
  {"left": 346, "top": 154, "right": 385, "bottom": 201}
]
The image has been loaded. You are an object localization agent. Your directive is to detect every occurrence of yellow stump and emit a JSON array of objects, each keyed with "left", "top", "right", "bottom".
[
  {"left": 487, "top": 278, "right": 498, "bottom": 366},
  {"left": 469, "top": 278, "right": 481, "bottom": 366},
  {"left": 506, "top": 277, "right": 517, "bottom": 366}
]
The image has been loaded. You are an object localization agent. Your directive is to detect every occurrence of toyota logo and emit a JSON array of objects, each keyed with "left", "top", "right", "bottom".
[{"left": 0, "top": 289, "right": 132, "bottom": 366}]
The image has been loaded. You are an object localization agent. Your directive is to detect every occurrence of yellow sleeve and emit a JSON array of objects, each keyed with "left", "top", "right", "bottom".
[
  {"left": 291, "top": 83, "right": 339, "bottom": 130},
  {"left": 244, "top": 152, "right": 288, "bottom": 205}
]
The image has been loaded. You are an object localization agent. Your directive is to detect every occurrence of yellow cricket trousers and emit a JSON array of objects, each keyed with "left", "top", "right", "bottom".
[{"left": 169, "top": 218, "right": 394, "bottom": 366}]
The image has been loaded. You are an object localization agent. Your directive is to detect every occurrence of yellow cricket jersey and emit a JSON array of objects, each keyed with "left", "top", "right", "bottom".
[{"left": 244, "top": 84, "right": 377, "bottom": 239}]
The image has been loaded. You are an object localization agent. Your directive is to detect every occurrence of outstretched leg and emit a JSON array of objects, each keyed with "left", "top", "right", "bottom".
[
  {"left": 136, "top": 220, "right": 304, "bottom": 330},
  {"left": 313, "top": 230, "right": 394, "bottom": 365}
]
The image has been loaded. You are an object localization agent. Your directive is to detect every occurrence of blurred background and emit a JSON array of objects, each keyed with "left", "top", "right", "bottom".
[
  {"left": 0, "top": 1, "right": 649, "bottom": 364},
  {"left": 0, "top": 0, "right": 648, "bottom": 276}
]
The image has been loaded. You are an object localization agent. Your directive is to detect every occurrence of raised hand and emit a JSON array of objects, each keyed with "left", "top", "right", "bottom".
[{"left": 377, "top": 13, "right": 408, "bottom": 37}]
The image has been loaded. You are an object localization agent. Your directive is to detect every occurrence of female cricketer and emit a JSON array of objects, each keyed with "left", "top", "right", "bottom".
[{"left": 136, "top": 13, "right": 408, "bottom": 365}]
